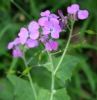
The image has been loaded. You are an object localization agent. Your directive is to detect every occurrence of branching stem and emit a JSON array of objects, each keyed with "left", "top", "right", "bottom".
[
  {"left": 22, "top": 53, "right": 37, "bottom": 99},
  {"left": 54, "top": 21, "right": 75, "bottom": 75}
]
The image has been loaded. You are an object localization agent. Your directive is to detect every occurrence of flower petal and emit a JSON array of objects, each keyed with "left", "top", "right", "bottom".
[
  {"left": 19, "top": 37, "right": 27, "bottom": 44},
  {"left": 45, "top": 42, "right": 52, "bottom": 51},
  {"left": 17, "top": 50, "right": 23, "bottom": 57},
  {"left": 18, "top": 27, "right": 28, "bottom": 38},
  {"left": 7, "top": 42, "right": 14, "bottom": 50},
  {"left": 12, "top": 50, "right": 18, "bottom": 58},
  {"left": 38, "top": 17, "right": 48, "bottom": 26},
  {"left": 28, "top": 21, "right": 39, "bottom": 31},
  {"left": 50, "top": 18, "right": 59, "bottom": 24},
  {"left": 49, "top": 40, "right": 58, "bottom": 50},
  {"left": 30, "top": 29, "right": 39, "bottom": 39},
  {"left": 40, "top": 10, "right": 50, "bottom": 16},
  {"left": 78, "top": 10, "right": 89, "bottom": 20},
  {"left": 14, "top": 38, "right": 20, "bottom": 45},
  {"left": 67, "top": 4, "right": 79, "bottom": 14},
  {"left": 51, "top": 31, "right": 59, "bottom": 39},
  {"left": 26, "top": 39, "right": 38, "bottom": 48}
]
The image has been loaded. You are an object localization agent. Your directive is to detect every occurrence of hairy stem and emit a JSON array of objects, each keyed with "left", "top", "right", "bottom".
[
  {"left": 47, "top": 51, "right": 54, "bottom": 100},
  {"left": 22, "top": 53, "right": 37, "bottom": 99},
  {"left": 54, "top": 21, "right": 75, "bottom": 74}
]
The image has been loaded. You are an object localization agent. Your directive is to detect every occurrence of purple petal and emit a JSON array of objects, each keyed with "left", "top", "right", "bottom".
[
  {"left": 26, "top": 38, "right": 38, "bottom": 48},
  {"left": 13, "top": 46, "right": 23, "bottom": 58},
  {"left": 78, "top": 10, "right": 89, "bottom": 20},
  {"left": 17, "top": 50, "right": 23, "bottom": 57},
  {"left": 42, "top": 21, "right": 52, "bottom": 35},
  {"left": 14, "top": 38, "right": 20, "bottom": 45},
  {"left": 38, "top": 17, "right": 48, "bottom": 26},
  {"left": 58, "top": 10, "right": 64, "bottom": 17},
  {"left": 59, "top": 19, "right": 67, "bottom": 28},
  {"left": 7, "top": 42, "right": 14, "bottom": 50},
  {"left": 39, "top": 35, "right": 48, "bottom": 43},
  {"left": 40, "top": 10, "right": 50, "bottom": 16},
  {"left": 53, "top": 23, "right": 62, "bottom": 32},
  {"left": 71, "top": 4, "right": 79, "bottom": 10},
  {"left": 45, "top": 42, "right": 52, "bottom": 51},
  {"left": 67, "top": 4, "right": 79, "bottom": 14},
  {"left": 30, "top": 29, "right": 39, "bottom": 39},
  {"left": 18, "top": 27, "right": 28, "bottom": 38},
  {"left": 28, "top": 21, "right": 39, "bottom": 31},
  {"left": 49, "top": 40, "right": 58, "bottom": 50},
  {"left": 50, "top": 18, "right": 59, "bottom": 24},
  {"left": 50, "top": 14, "right": 59, "bottom": 19},
  {"left": 12, "top": 50, "right": 18, "bottom": 58},
  {"left": 51, "top": 31, "right": 59, "bottom": 39},
  {"left": 19, "top": 37, "right": 27, "bottom": 44}
]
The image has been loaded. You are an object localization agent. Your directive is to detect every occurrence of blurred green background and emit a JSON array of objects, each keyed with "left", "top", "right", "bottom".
[{"left": 0, "top": 0, "right": 97, "bottom": 100}]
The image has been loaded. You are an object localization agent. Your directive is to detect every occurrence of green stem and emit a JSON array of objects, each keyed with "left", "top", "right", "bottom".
[
  {"left": 22, "top": 53, "right": 37, "bottom": 99},
  {"left": 54, "top": 21, "right": 75, "bottom": 74},
  {"left": 47, "top": 51, "right": 54, "bottom": 100}
]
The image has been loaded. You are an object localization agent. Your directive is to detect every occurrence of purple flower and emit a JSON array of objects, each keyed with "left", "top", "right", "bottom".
[
  {"left": 7, "top": 38, "right": 20, "bottom": 50},
  {"left": 45, "top": 40, "right": 58, "bottom": 51},
  {"left": 42, "top": 21, "right": 62, "bottom": 39},
  {"left": 12, "top": 46, "right": 23, "bottom": 58},
  {"left": 67, "top": 4, "right": 89, "bottom": 20},
  {"left": 39, "top": 35, "right": 48, "bottom": 43},
  {"left": 7, "top": 38, "right": 23, "bottom": 58},
  {"left": 67, "top": 4, "right": 80, "bottom": 14},
  {"left": 26, "top": 38, "right": 38, "bottom": 48},
  {"left": 78, "top": 10, "right": 89, "bottom": 20},
  {"left": 18, "top": 21, "right": 39, "bottom": 44},
  {"left": 58, "top": 10, "right": 68, "bottom": 28},
  {"left": 38, "top": 10, "right": 59, "bottom": 26}
]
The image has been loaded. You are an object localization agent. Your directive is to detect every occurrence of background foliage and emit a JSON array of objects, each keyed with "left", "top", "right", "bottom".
[{"left": 0, "top": 0, "right": 97, "bottom": 100}]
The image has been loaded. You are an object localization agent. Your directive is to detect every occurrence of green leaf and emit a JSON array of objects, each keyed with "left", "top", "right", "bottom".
[
  {"left": 0, "top": 78, "right": 14, "bottom": 100},
  {"left": 36, "top": 89, "right": 50, "bottom": 100},
  {"left": 8, "top": 70, "right": 16, "bottom": 74},
  {"left": 71, "top": 44, "right": 82, "bottom": 48},
  {"left": 85, "top": 30, "right": 96, "bottom": 34},
  {"left": 36, "top": 88, "right": 70, "bottom": 100},
  {"left": 54, "top": 55, "right": 79, "bottom": 83},
  {"left": 54, "top": 88, "right": 70, "bottom": 100},
  {"left": 22, "top": 67, "right": 32, "bottom": 76},
  {"left": 7, "top": 74, "right": 35, "bottom": 100},
  {"left": 38, "top": 54, "right": 42, "bottom": 61}
]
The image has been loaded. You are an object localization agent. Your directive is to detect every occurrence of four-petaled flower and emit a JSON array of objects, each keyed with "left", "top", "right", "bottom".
[
  {"left": 67, "top": 4, "right": 89, "bottom": 20},
  {"left": 42, "top": 21, "right": 62, "bottom": 39},
  {"left": 7, "top": 38, "right": 23, "bottom": 58},
  {"left": 38, "top": 10, "right": 59, "bottom": 26},
  {"left": 45, "top": 40, "right": 58, "bottom": 51},
  {"left": 18, "top": 21, "right": 39, "bottom": 44}
]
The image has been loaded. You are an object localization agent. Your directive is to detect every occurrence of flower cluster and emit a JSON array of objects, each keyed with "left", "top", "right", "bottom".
[{"left": 8, "top": 4, "right": 89, "bottom": 58}]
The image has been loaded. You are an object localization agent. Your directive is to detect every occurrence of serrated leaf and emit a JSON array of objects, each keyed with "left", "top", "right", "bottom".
[
  {"left": 85, "top": 30, "right": 96, "bottom": 34},
  {"left": 7, "top": 74, "right": 35, "bottom": 100},
  {"left": 36, "top": 88, "right": 70, "bottom": 100},
  {"left": 55, "top": 55, "right": 79, "bottom": 83},
  {"left": 0, "top": 78, "right": 14, "bottom": 100},
  {"left": 36, "top": 89, "right": 50, "bottom": 100},
  {"left": 54, "top": 88, "right": 70, "bottom": 100}
]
